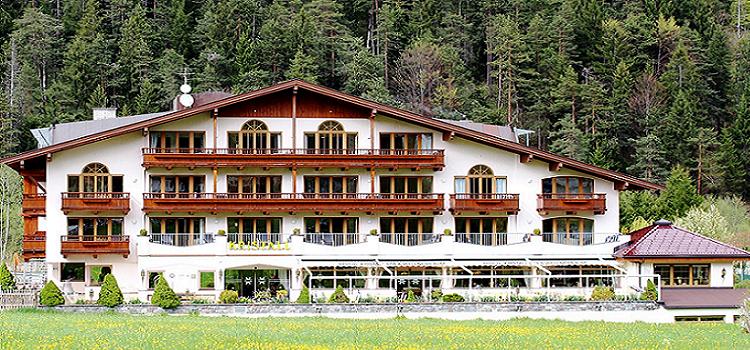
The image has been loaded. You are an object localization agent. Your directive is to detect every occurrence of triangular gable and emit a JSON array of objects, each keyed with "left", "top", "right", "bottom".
[{"left": 0, "top": 79, "right": 662, "bottom": 191}]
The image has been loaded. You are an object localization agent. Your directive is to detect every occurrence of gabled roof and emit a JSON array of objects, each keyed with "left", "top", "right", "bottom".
[
  {"left": 615, "top": 220, "right": 750, "bottom": 259},
  {"left": 661, "top": 288, "right": 749, "bottom": 309},
  {"left": 0, "top": 79, "right": 662, "bottom": 190}
]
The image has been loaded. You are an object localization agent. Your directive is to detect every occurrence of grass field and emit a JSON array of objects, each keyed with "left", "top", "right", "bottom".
[{"left": 1, "top": 309, "right": 748, "bottom": 349}]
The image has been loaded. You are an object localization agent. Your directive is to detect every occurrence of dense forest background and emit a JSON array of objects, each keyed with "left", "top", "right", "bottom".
[{"left": 1, "top": 1, "right": 750, "bottom": 259}]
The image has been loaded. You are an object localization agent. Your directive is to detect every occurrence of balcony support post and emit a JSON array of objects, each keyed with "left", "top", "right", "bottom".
[{"left": 292, "top": 86, "right": 298, "bottom": 148}]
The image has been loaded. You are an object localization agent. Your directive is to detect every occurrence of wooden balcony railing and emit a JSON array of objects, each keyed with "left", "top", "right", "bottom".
[
  {"left": 60, "top": 235, "right": 130, "bottom": 258},
  {"left": 142, "top": 192, "right": 444, "bottom": 214},
  {"left": 61, "top": 192, "right": 130, "bottom": 214},
  {"left": 449, "top": 193, "right": 520, "bottom": 215},
  {"left": 22, "top": 232, "right": 46, "bottom": 261},
  {"left": 22, "top": 193, "right": 46, "bottom": 216},
  {"left": 536, "top": 193, "right": 606, "bottom": 215},
  {"left": 142, "top": 148, "right": 445, "bottom": 170}
]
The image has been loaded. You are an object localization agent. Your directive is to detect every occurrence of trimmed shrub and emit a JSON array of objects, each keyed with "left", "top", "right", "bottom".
[
  {"left": 640, "top": 280, "right": 658, "bottom": 301},
  {"left": 442, "top": 293, "right": 465, "bottom": 303},
  {"left": 219, "top": 290, "right": 239, "bottom": 304},
  {"left": 97, "top": 274, "right": 124, "bottom": 307},
  {"left": 590, "top": 286, "right": 615, "bottom": 301},
  {"left": 0, "top": 263, "right": 15, "bottom": 291},
  {"left": 328, "top": 285, "right": 350, "bottom": 303},
  {"left": 404, "top": 290, "right": 417, "bottom": 303},
  {"left": 151, "top": 273, "right": 180, "bottom": 309},
  {"left": 296, "top": 285, "right": 311, "bottom": 304},
  {"left": 430, "top": 289, "right": 443, "bottom": 301},
  {"left": 40, "top": 281, "right": 65, "bottom": 307}
]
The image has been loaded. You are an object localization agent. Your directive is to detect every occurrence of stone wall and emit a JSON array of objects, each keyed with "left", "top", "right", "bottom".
[{"left": 51, "top": 301, "right": 658, "bottom": 316}]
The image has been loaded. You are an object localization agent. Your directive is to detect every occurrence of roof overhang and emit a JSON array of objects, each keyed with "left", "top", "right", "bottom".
[{"left": 0, "top": 79, "right": 663, "bottom": 191}]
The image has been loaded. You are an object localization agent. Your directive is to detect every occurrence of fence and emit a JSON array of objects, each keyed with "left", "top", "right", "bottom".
[{"left": 0, "top": 290, "right": 38, "bottom": 310}]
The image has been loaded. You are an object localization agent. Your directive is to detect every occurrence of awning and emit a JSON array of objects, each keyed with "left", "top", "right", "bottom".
[{"left": 300, "top": 259, "right": 620, "bottom": 268}]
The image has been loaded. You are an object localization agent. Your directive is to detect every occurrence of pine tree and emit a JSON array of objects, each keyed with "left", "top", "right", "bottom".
[
  {"left": 115, "top": 3, "right": 154, "bottom": 106},
  {"left": 287, "top": 49, "right": 319, "bottom": 83},
  {"left": 720, "top": 94, "right": 750, "bottom": 199},
  {"left": 657, "top": 165, "right": 704, "bottom": 220}
]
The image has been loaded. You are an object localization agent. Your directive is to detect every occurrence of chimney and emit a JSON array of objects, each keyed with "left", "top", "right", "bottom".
[{"left": 93, "top": 107, "right": 117, "bottom": 120}]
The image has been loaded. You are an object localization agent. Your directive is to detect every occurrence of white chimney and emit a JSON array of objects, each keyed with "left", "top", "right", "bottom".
[{"left": 93, "top": 107, "right": 117, "bottom": 120}]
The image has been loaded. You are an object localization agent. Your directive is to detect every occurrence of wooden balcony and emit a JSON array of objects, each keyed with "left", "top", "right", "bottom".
[
  {"left": 22, "top": 193, "right": 46, "bottom": 217},
  {"left": 142, "top": 192, "right": 445, "bottom": 214},
  {"left": 536, "top": 193, "right": 606, "bottom": 215},
  {"left": 22, "top": 232, "right": 46, "bottom": 261},
  {"left": 449, "top": 193, "right": 520, "bottom": 215},
  {"left": 142, "top": 148, "right": 445, "bottom": 170},
  {"left": 61, "top": 192, "right": 130, "bottom": 214},
  {"left": 60, "top": 235, "right": 130, "bottom": 258}
]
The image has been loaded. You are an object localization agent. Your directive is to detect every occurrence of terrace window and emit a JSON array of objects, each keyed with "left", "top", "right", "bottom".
[
  {"left": 379, "top": 217, "right": 435, "bottom": 246},
  {"left": 149, "top": 175, "right": 205, "bottom": 195},
  {"left": 304, "top": 217, "right": 359, "bottom": 246},
  {"left": 543, "top": 266, "right": 616, "bottom": 288},
  {"left": 303, "top": 176, "right": 357, "bottom": 197},
  {"left": 147, "top": 272, "right": 162, "bottom": 289},
  {"left": 199, "top": 272, "right": 215, "bottom": 290},
  {"left": 227, "top": 217, "right": 282, "bottom": 244},
  {"left": 227, "top": 175, "right": 282, "bottom": 194},
  {"left": 379, "top": 133, "right": 433, "bottom": 150},
  {"left": 88, "top": 266, "right": 112, "bottom": 286},
  {"left": 455, "top": 218, "right": 508, "bottom": 245},
  {"left": 304, "top": 121, "right": 356, "bottom": 152},
  {"left": 149, "top": 217, "right": 207, "bottom": 246},
  {"left": 149, "top": 131, "right": 205, "bottom": 152},
  {"left": 454, "top": 165, "right": 506, "bottom": 194},
  {"left": 67, "top": 217, "right": 123, "bottom": 238},
  {"left": 542, "top": 176, "right": 594, "bottom": 194},
  {"left": 228, "top": 120, "right": 281, "bottom": 152},
  {"left": 61, "top": 263, "right": 85, "bottom": 282},
  {"left": 452, "top": 267, "right": 528, "bottom": 288},
  {"left": 542, "top": 218, "right": 593, "bottom": 245},
  {"left": 381, "top": 268, "right": 441, "bottom": 290},
  {"left": 654, "top": 264, "right": 710, "bottom": 287},
  {"left": 67, "top": 163, "right": 123, "bottom": 193},
  {"left": 305, "top": 268, "right": 366, "bottom": 289},
  {"left": 380, "top": 176, "right": 432, "bottom": 194}
]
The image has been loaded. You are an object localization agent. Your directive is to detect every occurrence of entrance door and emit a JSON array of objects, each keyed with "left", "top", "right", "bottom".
[{"left": 224, "top": 269, "right": 287, "bottom": 298}]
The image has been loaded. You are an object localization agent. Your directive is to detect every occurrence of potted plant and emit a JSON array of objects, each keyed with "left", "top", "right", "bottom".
[
  {"left": 369, "top": 229, "right": 378, "bottom": 236},
  {"left": 139, "top": 229, "right": 148, "bottom": 236},
  {"left": 217, "top": 229, "right": 226, "bottom": 236},
  {"left": 443, "top": 228, "right": 452, "bottom": 236},
  {"left": 533, "top": 228, "right": 541, "bottom": 235},
  {"left": 292, "top": 228, "right": 301, "bottom": 236}
]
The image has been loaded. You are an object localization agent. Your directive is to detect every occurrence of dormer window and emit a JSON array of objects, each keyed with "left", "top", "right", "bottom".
[
  {"left": 67, "top": 163, "right": 123, "bottom": 193},
  {"left": 149, "top": 131, "right": 205, "bottom": 152},
  {"left": 454, "top": 165, "right": 506, "bottom": 194},
  {"left": 228, "top": 120, "right": 281, "bottom": 152},
  {"left": 305, "top": 121, "right": 356, "bottom": 152}
]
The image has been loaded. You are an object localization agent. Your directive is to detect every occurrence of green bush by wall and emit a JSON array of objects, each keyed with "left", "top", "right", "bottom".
[
  {"left": 151, "top": 273, "right": 180, "bottom": 309},
  {"left": 40, "top": 281, "right": 64, "bottom": 307},
  {"left": 97, "top": 274, "right": 124, "bottom": 307},
  {"left": 219, "top": 290, "right": 239, "bottom": 304},
  {"left": 328, "top": 285, "right": 350, "bottom": 303}
]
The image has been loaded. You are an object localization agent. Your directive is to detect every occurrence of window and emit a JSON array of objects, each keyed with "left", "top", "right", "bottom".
[
  {"left": 147, "top": 272, "right": 162, "bottom": 289},
  {"left": 149, "top": 131, "right": 205, "bottom": 151},
  {"left": 228, "top": 120, "right": 281, "bottom": 151},
  {"left": 452, "top": 267, "right": 528, "bottom": 288},
  {"left": 304, "top": 176, "right": 357, "bottom": 196},
  {"left": 200, "top": 271, "right": 215, "bottom": 289},
  {"left": 67, "top": 218, "right": 123, "bottom": 237},
  {"left": 379, "top": 217, "right": 434, "bottom": 246},
  {"left": 654, "top": 264, "right": 710, "bottom": 287},
  {"left": 227, "top": 217, "right": 282, "bottom": 244},
  {"left": 61, "top": 263, "right": 85, "bottom": 282},
  {"left": 543, "top": 267, "right": 616, "bottom": 288},
  {"left": 305, "top": 218, "right": 358, "bottom": 234},
  {"left": 380, "top": 176, "right": 433, "bottom": 194},
  {"left": 304, "top": 121, "right": 356, "bottom": 152},
  {"left": 385, "top": 267, "right": 442, "bottom": 290},
  {"left": 88, "top": 266, "right": 112, "bottom": 286},
  {"left": 305, "top": 268, "right": 366, "bottom": 289},
  {"left": 149, "top": 175, "right": 205, "bottom": 194},
  {"left": 454, "top": 165, "right": 506, "bottom": 195},
  {"left": 67, "top": 163, "right": 123, "bottom": 193},
  {"left": 542, "top": 218, "right": 594, "bottom": 245},
  {"left": 150, "top": 218, "right": 205, "bottom": 234},
  {"left": 542, "top": 176, "right": 594, "bottom": 194},
  {"left": 379, "top": 133, "right": 433, "bottom": 150},
  {"left": 455, "top": 218, "right": 508, "bottom": 245},
  {"left": 227, "top": 175, "right": 281, "bottom": 194},
  {"left": 675, "top": 315, "right": 726, "bottom": 322}
]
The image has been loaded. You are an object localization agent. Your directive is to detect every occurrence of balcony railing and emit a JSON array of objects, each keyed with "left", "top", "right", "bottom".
[
  {"left": 227, "top": 232, "right": 285, "bottom": 245},
  {"left": 149, "top": 233, "right": 215, "bottom": 246},
  {"left": 450, "top": 193, "right": 520, "bottom": 214},
  {"left": 304, "top": 233, "right": 361, "bottom": 247},
  {"left": 60, "top": 235, "right": 130, "bottom": 257},
  {"left": 379, "top": 233, "right": 440, "bottom": 246},
  {"left": 61, "top": 192, "right": 130, "bottom": 214},
  {"left": 537, "top": 193, "right": 606, "bottom": 214},
  {"left": 22, "top": 193, "right": 46, "bottom": 216},
  {"left": 455, "top": 232, "right": 510, "bottom": 246},
  {"left": 22, "top": 232, "right": 46, "bottom": 261},
  {"left": 142, "top": 192, "right": 444, "bottom": 214},
  {"left": 455, "top": 232, "right": 621, "bottom": 246},
  {"left": 142, "top": 148, "right": 445, "bottom": 170}
]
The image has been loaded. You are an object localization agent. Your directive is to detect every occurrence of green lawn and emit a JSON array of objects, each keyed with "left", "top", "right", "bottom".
[{"left": 0, "top": 309, "right": 748, "bottom": 349}]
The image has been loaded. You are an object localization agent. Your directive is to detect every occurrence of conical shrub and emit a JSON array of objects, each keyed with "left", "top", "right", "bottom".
[
  {"left": 97, "top": 274, "right": 124, "bottom": 307},
  {"left": 328, "top": 285, "right": 349, "bottom": 303},
  {"left": 151, "top": 273, "right": 180, "bottom": 309},
  {"left": 296, "top": 285, "right": 310, "bottom": 304},
  {"left": 40, "top": 281, "right": 65, "bottom": 307},
  {"left": 0, "top": 263, "right": 15, "bottom": 291}
]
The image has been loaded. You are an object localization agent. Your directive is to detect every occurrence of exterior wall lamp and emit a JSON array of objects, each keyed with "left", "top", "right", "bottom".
[{"left": 721, "top": 268, "right": 726, "bottom": 279}]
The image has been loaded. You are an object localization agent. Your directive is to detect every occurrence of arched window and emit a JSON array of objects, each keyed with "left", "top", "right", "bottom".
[
  {"left": 542, "top": 217, "right": 594, "bottom": 246},
  {"left": 305, "top": 121, "right": 357, "bottom": 152},
  {"left": 454, "top": 165, "right": 507, "bottom": 195},
  {"left": 67, "top": 163, "right": 123, "bottom": 193},
  {"left": 228, "top": 119, "right": 280, "bottom": 151}
]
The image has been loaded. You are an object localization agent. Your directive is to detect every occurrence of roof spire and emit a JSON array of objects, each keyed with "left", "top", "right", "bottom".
[{"left": 654, "top": 219, "right": 672, "bottom": 226}]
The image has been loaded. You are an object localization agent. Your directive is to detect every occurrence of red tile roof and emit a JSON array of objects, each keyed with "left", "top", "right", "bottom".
[
  {"left": 661, "top": 288, "right": 749, "bottom": 309},
  {"left": 615, "top": 220, "right": 750, "bottom": 259}
]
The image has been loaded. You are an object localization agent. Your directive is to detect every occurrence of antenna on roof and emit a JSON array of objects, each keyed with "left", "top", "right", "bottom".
[{"left": 177, "top": 67, "right": 194, "bottom": 108}]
